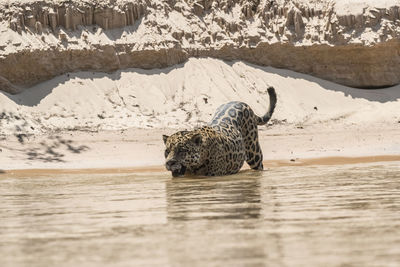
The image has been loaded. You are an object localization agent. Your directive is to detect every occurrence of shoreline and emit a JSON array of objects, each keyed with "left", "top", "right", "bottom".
[
  {"left": 2, "top": 155, "right": 399, "bottom": 176},
  {"left": 1, "top": 125, "right": 399, "bottom": 173}
]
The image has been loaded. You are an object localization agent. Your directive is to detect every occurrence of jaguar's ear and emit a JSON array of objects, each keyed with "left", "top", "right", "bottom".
[
  {"left": 191, "top": 133, "right": 202, "bottom": 145},
  {"left": 162, "top": 135, "right": 169, "bottom": 144}
]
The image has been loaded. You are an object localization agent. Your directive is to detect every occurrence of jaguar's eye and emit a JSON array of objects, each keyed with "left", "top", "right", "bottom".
[
  {"left": 164, "top": 149, "right": 170, "bottom": 158},
  {"left": 179, "top": 148, "right": 188, "bottom": 154}
]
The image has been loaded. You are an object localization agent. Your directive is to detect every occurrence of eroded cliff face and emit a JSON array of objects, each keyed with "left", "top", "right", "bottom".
[{"left": 1, "top": 0, "right": 400, "bottom": 93}]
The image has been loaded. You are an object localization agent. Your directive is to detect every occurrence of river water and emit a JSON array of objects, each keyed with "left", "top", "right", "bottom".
[{"left": 1, "top": 163, "right": 400, "bottom": 267}]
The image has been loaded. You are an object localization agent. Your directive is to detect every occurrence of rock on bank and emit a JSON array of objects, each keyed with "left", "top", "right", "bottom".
[{"left": 0, "top": 0, "right": 400, "bottom": 93}]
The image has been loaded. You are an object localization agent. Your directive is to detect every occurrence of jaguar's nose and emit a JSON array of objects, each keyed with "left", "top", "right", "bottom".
[{"left": 166, "top": 159, "right": 177, "bottom": 170}]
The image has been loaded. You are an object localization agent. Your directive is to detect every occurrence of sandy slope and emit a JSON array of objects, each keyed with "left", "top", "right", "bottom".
[
  {"left": 1, "top": 58, "right": 399, "bottom": 134},
  {"left": 0, "top": 58, "right": 399, "bottom": 170}
]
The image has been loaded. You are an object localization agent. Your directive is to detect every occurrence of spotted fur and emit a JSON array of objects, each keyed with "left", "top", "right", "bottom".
[{"left": 163, "top": 87, "right": 277, "bottom": 177}]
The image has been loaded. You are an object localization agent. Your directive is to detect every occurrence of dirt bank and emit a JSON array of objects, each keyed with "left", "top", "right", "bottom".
[{"left": 1, "top": 0, "right": 400, "bottom": 91}]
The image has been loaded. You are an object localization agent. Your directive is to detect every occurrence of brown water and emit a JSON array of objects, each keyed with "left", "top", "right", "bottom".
[{"left": 1, "top": 163, "right": 400, "bottom": 267}]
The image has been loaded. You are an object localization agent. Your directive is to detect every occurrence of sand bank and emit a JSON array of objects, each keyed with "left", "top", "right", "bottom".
[
  {"left": 0, "top": 58, "right": 399, "bottom": 172},
  {"left": 1, "top": 0, "right": 400, "bottom": 88},
  {"left": 1, "top": 124, "right": 399, "bottom": 172},
  {"left": 1, "top": 58, "right": 400, "bottom": 134}
]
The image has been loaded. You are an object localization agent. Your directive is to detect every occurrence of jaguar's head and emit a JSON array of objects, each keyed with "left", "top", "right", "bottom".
[{"left": 162, "top": 130, "right": 204, "bottom": 177}]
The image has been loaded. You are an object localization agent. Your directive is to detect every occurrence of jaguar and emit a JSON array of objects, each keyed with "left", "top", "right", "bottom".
[{"left": 163, "top": 87, "right": 277, "bottom": 177}]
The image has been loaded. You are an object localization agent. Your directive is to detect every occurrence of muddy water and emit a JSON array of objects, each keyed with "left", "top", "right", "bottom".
[{"left": 1, "top": 163, "right": 400, "bottom": 267}]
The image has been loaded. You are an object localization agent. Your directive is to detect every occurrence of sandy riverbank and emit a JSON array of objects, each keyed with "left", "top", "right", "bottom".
[
  {"left": 1, "top": 123, "right": 399, "bottom": 172},
  {"left": 1, "top": 57, "right": 400, "bottom": 172}
]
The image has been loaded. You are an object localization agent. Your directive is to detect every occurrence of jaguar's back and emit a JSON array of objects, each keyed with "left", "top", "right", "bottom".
[{"left": 209, "top": 87, "right": 277, "bottom": 170}]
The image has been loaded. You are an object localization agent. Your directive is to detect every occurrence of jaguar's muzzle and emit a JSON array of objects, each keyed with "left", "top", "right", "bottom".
[{"left": 166, "top": 159, "right": 187, "bottom": 177}]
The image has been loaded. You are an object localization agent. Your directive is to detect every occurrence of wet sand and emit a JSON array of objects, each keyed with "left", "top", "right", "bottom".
[
  {"left": 264, "top": 155, "right": 400, "bottom": 167},
  {"left": 2, "top": 155, "right": 400, "bottom": 177}
]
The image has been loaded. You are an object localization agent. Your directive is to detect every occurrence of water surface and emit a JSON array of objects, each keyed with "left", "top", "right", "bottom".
[{"left": 1, "top": 163, "right": 400, "bottom": 267}]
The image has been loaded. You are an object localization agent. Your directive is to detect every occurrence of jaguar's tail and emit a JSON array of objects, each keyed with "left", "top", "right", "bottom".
[{"left": 257, "top": 86, "right": 277, "bottom": 125}]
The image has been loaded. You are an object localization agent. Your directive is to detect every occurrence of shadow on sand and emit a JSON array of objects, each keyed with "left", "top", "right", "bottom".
[
  {"left": 226, "top": 60, "right": 400, "bottom": 103},
  {"left": 0, "top": 112, "right": 90, "bottom": 164},
  {"left": 24, "top": 135, "right": 89, "bottom": 163}
]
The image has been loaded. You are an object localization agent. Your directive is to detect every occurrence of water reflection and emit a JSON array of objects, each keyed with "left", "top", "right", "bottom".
[
  {"left": 165, "top": 171, "right": 267, "bottom": 265},
  {"left": 166, "top": 170, "right": 262, "bottom": 221},
  {"left": 0, "top": 163, "right": 400, "bottom": 266}
]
